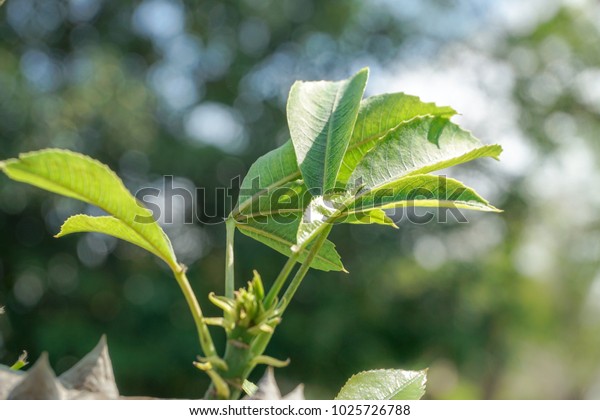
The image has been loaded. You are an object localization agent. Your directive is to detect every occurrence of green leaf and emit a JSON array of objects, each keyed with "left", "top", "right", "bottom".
[
  {"left": 349, "top": 116, "right": 502, "bottom": 190},
  {"left": 234, "top": 141, "right": 300, "bottom": 216},
  {"left": 351, "top": 175, "right": 500, "bottom": 213},
  {"left": 287, "top": 68, "right": 368, "bottom": 195},
  {"left": 297, "top": 175, "right": 498, "bottom": 248},
  {"left": 337, "top": 93, "right": 456, "bottom": 185},
  {"left": 236, "top": 217, "right": 345, "bottom": 272},
  {"left": 335, "top": 369, "right": 427, "bottom": 400},
  {"left": 346, "top": 208, "right": 398, "bottom": 228},
  {"left": 233, "top": 94, "right": 454, "bottom": 217},
  {"left": 56, "top": 215, "right": 171, "bottom": 259},
  {"left": 0, "top": 149, "right": 179, "bottom": 271}
]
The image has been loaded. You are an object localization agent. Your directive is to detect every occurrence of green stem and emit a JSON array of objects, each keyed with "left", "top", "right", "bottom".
[
  {"left": 263, "top": 253, "right": 300, "bottom": 309},
  {"left": 279, "top": 226, "right": 332, "bottom": 312},
  {"left": 173, "top": 268, "right": 217, "bottom": 359},
  {"left": 225, "top": 217, "right": 236, "bottom": 299},
  {"left": 206, "top": 226, "right": 333, "bottom": 399}
]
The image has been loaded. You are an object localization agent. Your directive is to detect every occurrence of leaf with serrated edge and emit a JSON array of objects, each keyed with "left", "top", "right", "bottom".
[
  {"left": 234, "top": 94, "right": 454, "bottom": 217},
  {"left": 350, "top": 175, "right": 500, "bottom": 214},
  {"left": 56, "top": 215, "right": 165, "bottom": 260},
  {"left": 235, "top": 141, "right": 300, "bottom": 216},
  {"left": 236, "top": 217, "right": 344, "bottom": 272},
  {"left": 337, "top": 93, "right": 455, "bottom": 185},
  {"left": 346, "top": 208, "right": 397, "bottom": 228},
  {"left": 335, "top": 369, "right": 427, "bottom": 400},
  {"left": 288, "top": 68, "right": 368, "bottom": 195},
  {"left": 349, "top": 116, "right": 502, "bottom": 191},
  {"left": 0, "top": 149, "right": 178, "bottom": 271},
  {"left": 297, "top": 175, "right": 499, "bottom": 249}
]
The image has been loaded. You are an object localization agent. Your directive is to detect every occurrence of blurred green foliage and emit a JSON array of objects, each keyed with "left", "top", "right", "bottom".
[{"left": 1, "top": 0, "right": 600, "bottom": 399}]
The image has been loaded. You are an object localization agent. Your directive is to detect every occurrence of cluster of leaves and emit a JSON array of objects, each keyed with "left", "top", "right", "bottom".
[
  {"left": 0, "top": 67, "right": 501, "bottom": 399},
  {"left": 232, "top": 68, "right": 501, "bottom": 271}
]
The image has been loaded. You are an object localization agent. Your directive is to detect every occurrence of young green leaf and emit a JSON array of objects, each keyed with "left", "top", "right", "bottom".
[
  {"left": 287, "top": 68, "right": 368, "bottom": 195},
  {"left": 233, "top": 94, "right": 454, "bottom": 216},
  {"left": 296, "top": 175, "right": 498, "bottom": 248},
  {"left": 56, "top": 215, "right": 173, "bottom": 260},
  {"left": 349, "top": 116, "right": 502, "bottom": 190},
  {"left": 0, "top": 149, "right": 179, "bottom": 272},
  {"left": 236, "top": 217, "right": 344, "bottom": 272},
  {"left": 346, "top": 209, "right": 397, "bottom": 228},
  {"left": 350, "top": 174, "right": 500, "bottom": 214},
  {"left": 234, "top": 141, "right": 300, "bottom": 217},
  {"left": 337, "top": 93, "right": 456, "bottom": 185},
  {"left": 335, "top": 369, "right": 427, "bottom": 400}
]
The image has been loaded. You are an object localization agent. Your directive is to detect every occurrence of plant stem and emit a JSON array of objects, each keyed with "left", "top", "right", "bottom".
[
  {"left": 225, "top": 217, "right": 236, "bottom": 299},
  {"left": 174, "top": 268, "right": 217, "bottom": 359},
  {"left": 263, "top": 253, "right": 300, "bottom": 309},
  {"left": 206, "top": 226, "right": 333, "bottom": 399},
  {"left": 279, "top": 226, "right": 332, "bottom": 312}
]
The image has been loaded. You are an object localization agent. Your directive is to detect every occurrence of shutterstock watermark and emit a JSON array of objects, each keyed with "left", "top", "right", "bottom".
[{"left": 133, "top": 175, "right": 471, "bottom": 226}]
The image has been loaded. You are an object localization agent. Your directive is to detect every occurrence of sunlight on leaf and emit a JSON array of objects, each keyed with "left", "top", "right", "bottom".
[
  {"left": 235, "top": 141, "right": 300, "bottom": 215},
  {"left": 349, "top": 116, "right": 502, "bottom": 190},
  {"left": 351, "top": 174, "right": 500, "bottom": 214},
  {"left": 0, "top": 149, "right": 179, "bottom": 271},
  {"left": 338, "top": 93, "right": 456, "bottom": 185},
  {"left": 288, "top": 68, "right": 368, "bottom": 195},
  {"left": 335, "top": 369, "right": 427, "bottom": 400},
  {"left": 56, "top": 215, "right": 169, "bottom": 261}
]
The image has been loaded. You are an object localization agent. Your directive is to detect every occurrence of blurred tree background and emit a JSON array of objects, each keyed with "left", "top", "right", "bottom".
[{"left": 1, "top": 0, "right": 599, "bottom": 399}]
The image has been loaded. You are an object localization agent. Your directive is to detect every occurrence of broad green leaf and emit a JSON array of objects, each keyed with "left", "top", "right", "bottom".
[
  {"left": 0, "top": 149, "right": 179, "bottom": 271},
  {"left": 287, "top": 68, "right": 368, "bottom": 195},
  {"left": 349, "top": 116, "right": 502, "bottom": 190},
  {"left": 335, "top": 369, "right": 427, "bottom": 400},
  {"left": 236, "top": 217, "right": 345, "bottom": 272},
  {"left": 337, "top": 93, "right": 456, "bottom": 185},
  {"left": 351, "top": 175, "right": 500, "bottom": 213},
  {"left": 234, "top": 141, "right": 300, "bottom": 216},
  {"left": 56, "top": 215, "right": 169, "bottom": 259}
]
